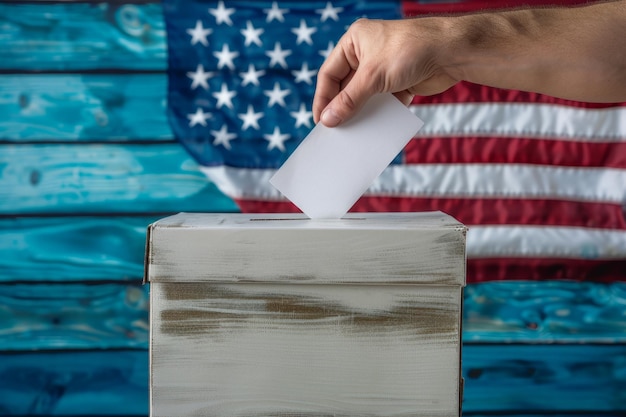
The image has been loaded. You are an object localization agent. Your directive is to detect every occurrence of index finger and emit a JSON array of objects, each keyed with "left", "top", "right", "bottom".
[{"left": 312, "top": 39, "right": 354, "bottom": 124}]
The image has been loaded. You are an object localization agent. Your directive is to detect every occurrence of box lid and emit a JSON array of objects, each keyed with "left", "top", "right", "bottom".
[{"left": 145, "top": 212, "right": 466, "bottom": 285}]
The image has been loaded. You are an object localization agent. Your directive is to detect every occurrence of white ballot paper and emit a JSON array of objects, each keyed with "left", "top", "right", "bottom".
[{"left": 270, "top": 93, "right": 424, "bottom": 219}]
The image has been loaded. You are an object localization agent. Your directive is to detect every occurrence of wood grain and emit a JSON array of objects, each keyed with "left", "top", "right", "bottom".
[
  {"left": 147, "top": 212, "right": 467, "bottom": 285},
  {"left": 149, "top": 213, "right": 465, "bottom": 416},
  {"left": 152, "top": 282, "right": 463, "bottom": 416},
  {"left": 0, "top": 216, "right": 153, "bottom": 282},
  {"left": 0, "top": 74, "right": 171, "bottom": 141},
  {"left": 464, "top": 281, "right": 626, "bottom": 343},
  {"left": 0, "top": 344, "right": 625, "bottom": 415},
  {"left": 0, "top": 2, "right": 166, "bottom": 71},
  {"left": 0, "top": 349, "right": 148, "bottom": 416},
  {"left": 0, "top": 143, "right": 238, "bottom": 215},
  {"left": 1, "top": 2, "right": 623, "bottom": 416},
  {"left": 0, "top": 281, "right": 623, "bottom": 350},
  {"left": 463, "top": 343, "right": 626, "bottom": 413},
  {"left": 0, "top": 283, "right": 148, "bottom": 350}
]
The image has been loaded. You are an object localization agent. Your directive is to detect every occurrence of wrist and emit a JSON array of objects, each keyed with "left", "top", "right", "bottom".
[
  {"left": 439, "top": 9, "right": 540, "bottom": 85},
  {"left": 401, "top": 15, "right": 464, "bottom": 84}
]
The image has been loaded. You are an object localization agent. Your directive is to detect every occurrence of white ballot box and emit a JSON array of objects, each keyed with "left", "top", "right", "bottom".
[{"left": 145, "top": 212, "right": 466, "bottom": 417}]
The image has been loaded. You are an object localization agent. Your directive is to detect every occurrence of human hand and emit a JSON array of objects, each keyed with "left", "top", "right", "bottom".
[
  {"left": 314, "top": 3, "right": 626, "bottom": 125},
  {"left": 313, "top": 17, "right": 458, "bottom": 127}
]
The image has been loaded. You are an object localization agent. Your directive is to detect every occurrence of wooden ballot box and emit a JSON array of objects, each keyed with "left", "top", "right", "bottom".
[{"left": 145, "top": 212, "right": 466, "bottom": 417}]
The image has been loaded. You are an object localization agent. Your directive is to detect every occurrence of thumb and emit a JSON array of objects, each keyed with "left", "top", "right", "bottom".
[{"left": 320, "top": 71, "right": 377, "bottom": 127}]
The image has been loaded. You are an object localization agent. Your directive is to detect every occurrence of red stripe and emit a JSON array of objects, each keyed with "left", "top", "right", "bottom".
[
  {"left": 236, "top": 197, "right": 626, "bottom": 230},
  {"left": 404, "top": 137, "right": 626, "bottom": 168},
  {"left": 410, "top": 81, "right": 626, "bottom": 107},
  {"left": 403, "top": 0, "right": 601, "bottom": 17},
  {"left": 349, "top": 197, "right": 626, "bottom": 230},
  {"left": 468, "top": 258, "right": 626, "bottom": 283},
  {"left": 236, "top": 199, "right": 301, "bottom": 214}
]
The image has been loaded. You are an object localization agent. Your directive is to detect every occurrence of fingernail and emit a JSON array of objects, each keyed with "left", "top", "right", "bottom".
[{"left": 321, "top": 108, "right": 342, "bottom": 127}]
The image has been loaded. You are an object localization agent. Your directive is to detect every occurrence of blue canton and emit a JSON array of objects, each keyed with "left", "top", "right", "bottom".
[{"left": 164, "top": 0, "right": 402, "bottom": 169}]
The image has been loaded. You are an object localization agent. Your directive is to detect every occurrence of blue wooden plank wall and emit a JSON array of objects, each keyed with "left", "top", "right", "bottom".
[{"left": 0, "top": 1, "right": 624, "bottom": 416}]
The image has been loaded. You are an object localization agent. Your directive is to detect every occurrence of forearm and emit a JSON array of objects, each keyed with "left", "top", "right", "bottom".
[
  {"left": 313, "top": 0, "right": 626, "bottom": 127},
  {"left": 438, "top": 0, "right": 626, "bottom": 102}
]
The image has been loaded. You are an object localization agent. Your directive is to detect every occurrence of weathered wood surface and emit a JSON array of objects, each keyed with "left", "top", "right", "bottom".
[
  {"left": 0, "top": 283, "right": 148, "bottom": 351},
  {"left": 0, "top": 216, "right": 153, "bottom": 282},
  {"left": 152, "top": 282, "right": 462, "bottom": 416},
  {"left": 464, "top": 281, "right": 626, "bottom": 343},
  {"left": 0, "top": 2, "right": 166, "bottom": 71},
  {"left": 0, "top": 349, "right": 148, "bottom": 416},
  {"left": 1, "top": 1, "right": 623, "bottom": 415},
  {"left": 149, "top": 213, "right": 464, "bottom": 416},
  {"left": 2, "top": 344, "right": 624, "bottom": 416},
  {"left": 147, "top": 212, "right": 467, "bottom": 285},
  {"left": 463, "top": 344, "right": 626, "bottom": 413},
  {"left": 0, "top": 144, "right": 238, "bottom": 215},
  {"left": 0, "top": 74, "right": 171, "bottom": 141},
  {"left": 0, "top": 281, "right": 623, "bottom": 350}
]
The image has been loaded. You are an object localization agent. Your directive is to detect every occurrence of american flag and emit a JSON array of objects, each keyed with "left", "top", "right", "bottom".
[{"left": 163, "top": 0, "right": 626, "bottom": 283}]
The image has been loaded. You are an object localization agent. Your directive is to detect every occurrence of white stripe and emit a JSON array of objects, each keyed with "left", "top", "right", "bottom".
[
  {"left": 467, "top": 226, "right": 626, "bottom": 259},
  {"left": 201, "top": 165, "right": 283, "bottom": 200},
  {"left": 201, "top": 164, "right": 626, "bottom": 204},
  {"left": 410, "top": 103, "right": 626, "bottom": 141},
  {"left": 370, "top": 164, "right": 626, "bottom": 203}
]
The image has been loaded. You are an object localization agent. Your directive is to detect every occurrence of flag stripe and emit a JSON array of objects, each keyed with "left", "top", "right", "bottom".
[
  {"left": 411, "top": 81, "right": 626, "bottom": 108},
  {"left": 372, "top": 164, "right": 626, "bottom": 202},
  {"left": 236, "top": 197, "right": 626, "bottom": 230},
  {"left": 404, "top": 137, "right": 626, "bottom": 168},
  {"left": 200, "top": 166, "right": 279, "bottom": 200},
  {"left": 404, "top": 0, "right": 602, "bottom": 17},
  {"left": 354, "top": 197, "right": 626, "bottom": 230},
  {"left": 410, "top": 103, "right": 626, "bottom": 142},
  {"left": 468, "top": 258, "right": 626, "bottom": 282},
  {"left": 202, "top": 164, "right": 626, "bottom": 204},
  {"left": 467, "top": 226, "right": 626, "bottom": 259}
]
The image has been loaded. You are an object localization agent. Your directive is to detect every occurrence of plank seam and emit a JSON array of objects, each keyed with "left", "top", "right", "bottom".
[
  {"left": 0, "top": 0, "right": 159, "bottom": 5},
  {"left": 0, "top": 68, "right": 166, "bottom": 76},
  {"left": 0, "top": 139, "right": 176, "bottom": 145}
]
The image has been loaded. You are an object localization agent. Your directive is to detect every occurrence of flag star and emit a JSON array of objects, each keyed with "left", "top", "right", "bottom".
[
  {"left": 291, "top": 19, "right": 317, "bottom": 45},
  {"left": 238, "top": 105, "right": 264, "bottom": 131},
  {"left": 187, "top": 64, "right": 214, "bottom": 90},
  {"left": 265, "top": 42, "right": 292, "bottom": 69},
  {"left": 214, "top": 44, "right": 239, "bottom": 70},
  {"left": 212, "top": 83, "right": 237, "bottom": 109},
  {"left": 239, "top": 64, "right": 266, "bottom": 87},
  {"left": 319, "top": 41, "right": 335, "bottom": 60},
  {"left": 292, "top": 62, "right": 317, "bottom": 85},
  {"left": 290, "top": 103, "right": 313, "bottom": 128},
  {"left": 240, "top": 20, "right": 263, "bottom": 47},
  {"left": 208, "top": 1, "right": 235, "bottom": 26},
  {"left": 264, "top": 127, "right": 290, "bottom": 152},
  {"left": 264, "top": 1, "right": 288, "bottom": 23},
  {"left": 186, "top": 20, "right": 212, "bottom": 46},
  {"left": 316, "top": 2, "right": 343, "bottom": 22},
  {"left": 187, "top": 108, "right": 212, "bottom": 127},
  {"left": 211, "top": 124, "right": 237, "bottom": 150},
  {"left": 264, "top": 82, "right": 290, "bottom": 108}
]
